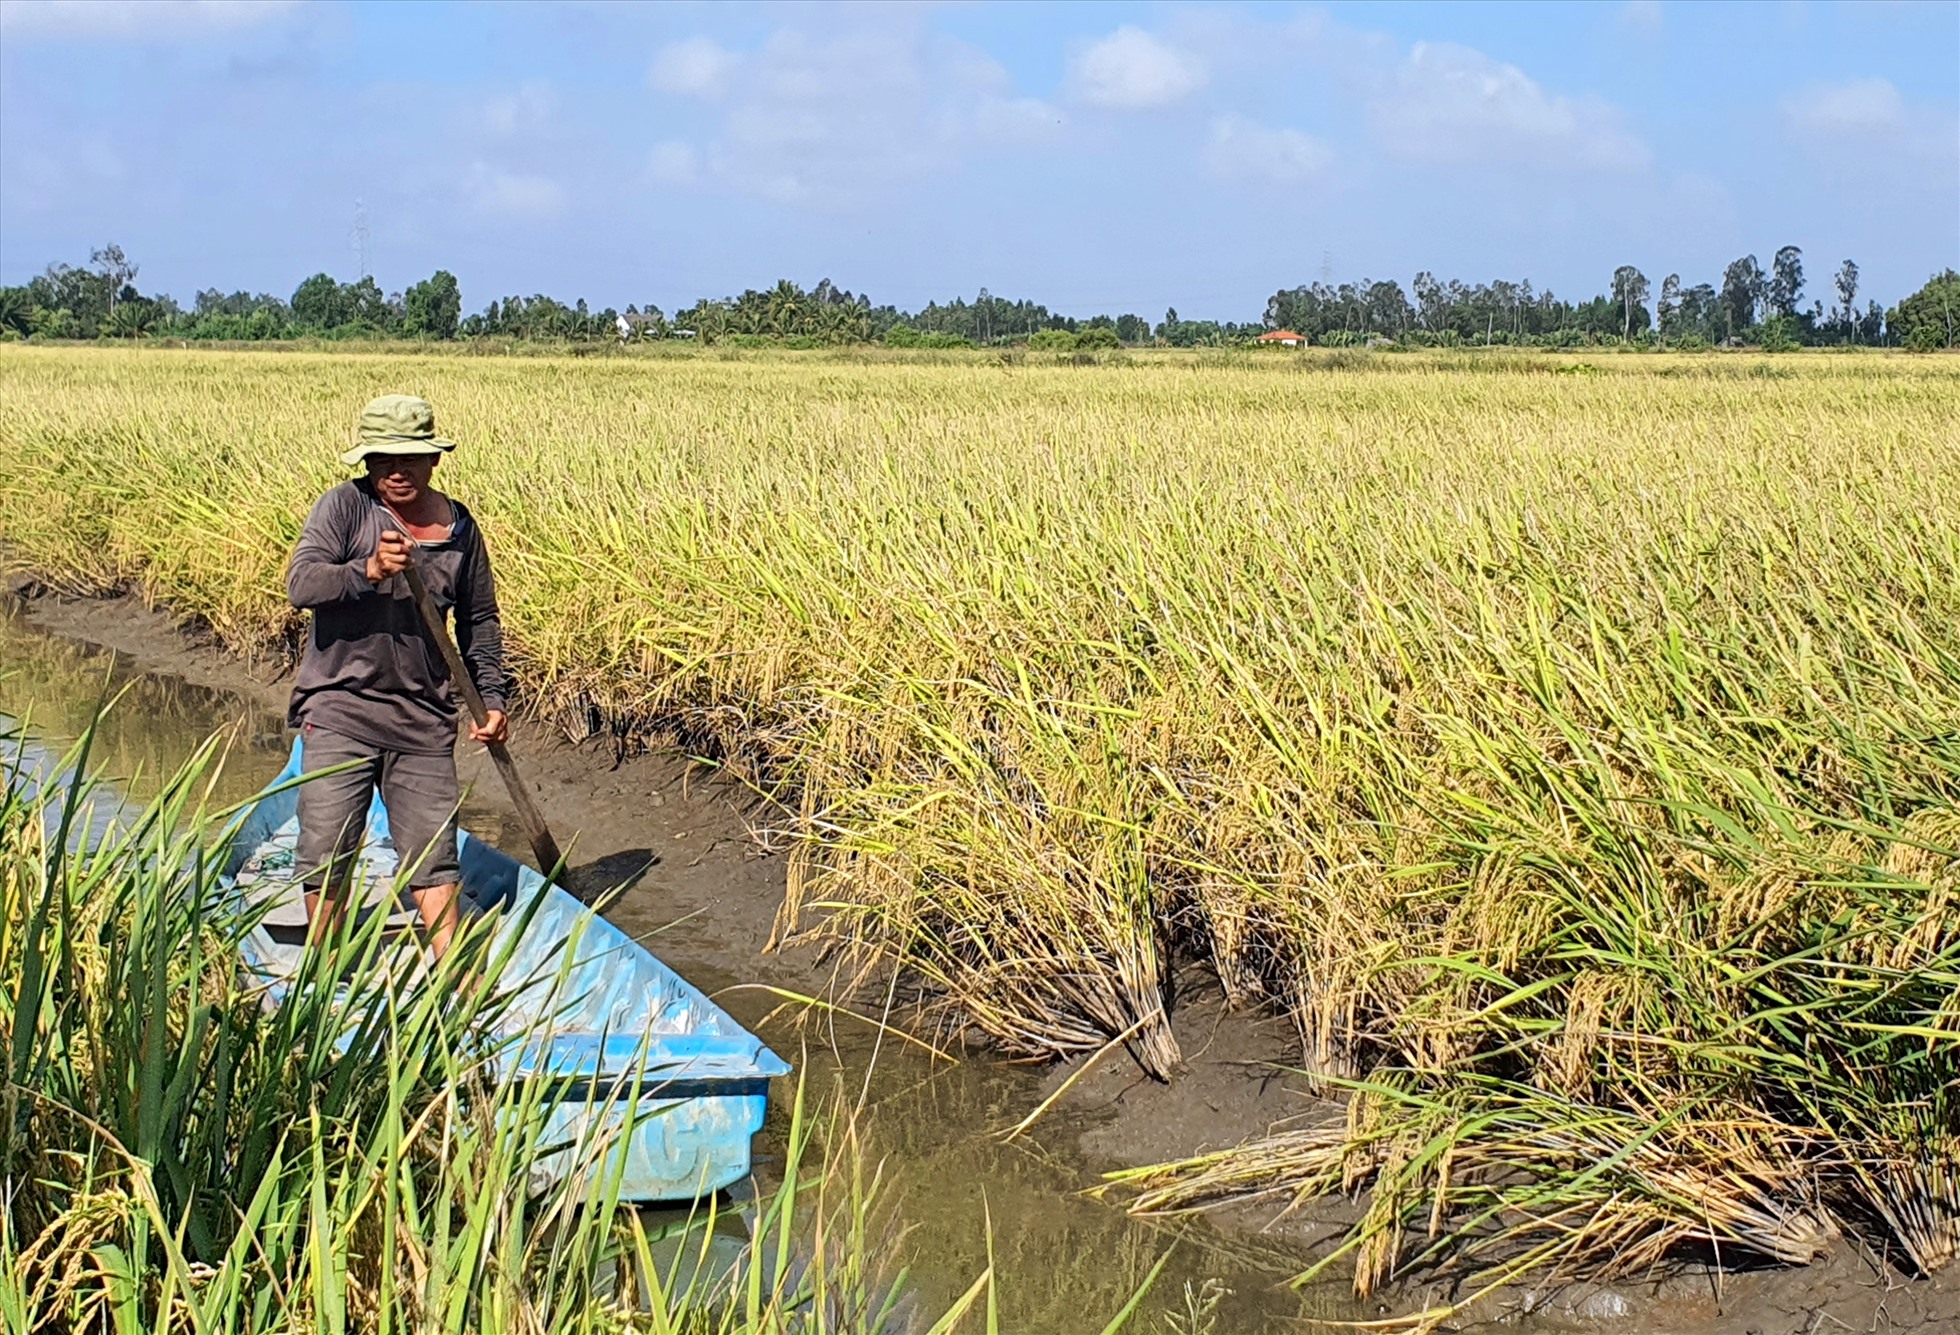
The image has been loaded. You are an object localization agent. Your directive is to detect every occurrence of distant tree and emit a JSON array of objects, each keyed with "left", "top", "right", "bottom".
[
  {"left": 291, "top": 273, "right": 350, "bottom": 329},
  {"left": 1833, "top": 260, "right": 1860, "bottom": 341},
  {"left": 193, "top": 289, "right": 287, "bottom": 322},
  {"left": 13, "top": 238, "right": 1951, "bottom": 355},
  {"left": 348, "top": 277, "right": 391, "bottom": 329},
  {"left": 811, "top": 295, "right": 867, "bottom": 344},
  {"left": 1678, "top": 283, "right": 1719, "bottom": 342},
  {"left": 1412, "top": 270, "right": 1448, "bottom": 331},
  {"left": 1721, "top": 255, "right": 1764, "bottom": 341},
  {"left": 107, "top": 299, "right": 157, "bottom": 339},
  {"left": 674, "top": 298, "right": 729, "bottom": 343},
  {"left": 1769, "top": 246, "right": 1804, "bottom": 320},
  {"left": 1265, "top": 286, "right": 1309, "bottom": 335},
  {"left": 0, "top": 286, "right": 29, "bottom": 336},
  {"left": 1861, "top": 299, "right": 1886, "bottom": 345},
  {"left": 1890, "top": 269, "right": 1960, "bottom": 350},
  {"left": 402, "top": 270, "right": 462, "bottom": 339},
  {"left": 763, "top": 279, "right": 801, "bottom": 338},
  {"left": 29, "top": 305, "right": 80, "bottom": 339},
  {"left": 27, "top": 262, "right": 108, "bottom": 334},
  {"left": 1612, "top": 265, "right": 1651, "bottom": 341},
  {"left": 91, "top": 243, "right": 137, "bottom": 317},
  {"left": 1657, "top": 274, "right": 1681, "bottom": 340}
]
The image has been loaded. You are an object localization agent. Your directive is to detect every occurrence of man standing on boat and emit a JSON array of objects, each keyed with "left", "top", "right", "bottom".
[{"left": 285, "top": 393, "right": 509, "bottom": 959}]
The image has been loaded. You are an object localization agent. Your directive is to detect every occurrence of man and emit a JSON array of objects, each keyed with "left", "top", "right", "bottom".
[{"left": 286, "top": 393, "right": 510, "bottom": 958}]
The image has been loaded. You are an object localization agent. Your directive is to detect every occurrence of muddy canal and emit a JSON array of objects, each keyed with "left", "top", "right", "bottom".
[
  {"left": 5, "top": 595, "right": 1950, "bottom": 1334},
  {"left": 0, "top": 599, "right": 1363, "bottom": 1332}
]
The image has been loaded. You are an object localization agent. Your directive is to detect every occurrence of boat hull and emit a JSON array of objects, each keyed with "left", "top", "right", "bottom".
[{"left": 222, "top": 740, "right": 790, "bottom": 1202}]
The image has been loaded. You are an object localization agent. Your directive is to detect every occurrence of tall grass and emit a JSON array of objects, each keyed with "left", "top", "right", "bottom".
[
  {"left": 3, "top": 345, "right": 1958, "bottom": 1306},
  {"left": 0, "top": 719, "right": 1054, "bottom": 1333}
]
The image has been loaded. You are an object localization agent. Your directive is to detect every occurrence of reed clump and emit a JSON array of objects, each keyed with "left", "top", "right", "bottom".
[
  {"left": 0, "top": 721, "right": 1009, "bottom": 1333},
  {"left": 2, "top": 344, "right": 1958, "bottom": 1305}
]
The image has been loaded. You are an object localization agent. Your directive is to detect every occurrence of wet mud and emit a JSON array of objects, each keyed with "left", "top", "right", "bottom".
[{"left": 4, "top": 583, "right": 1954, "bottom": 1334}]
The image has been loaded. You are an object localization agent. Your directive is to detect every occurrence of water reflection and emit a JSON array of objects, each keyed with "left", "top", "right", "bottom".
[{"left": 0, "top": 607, "right": 289, "bottom": 807}]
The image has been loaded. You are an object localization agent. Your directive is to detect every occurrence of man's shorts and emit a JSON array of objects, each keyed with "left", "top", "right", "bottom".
[{"left": 295, "top": 723, "right": 462, "bottom": 892}]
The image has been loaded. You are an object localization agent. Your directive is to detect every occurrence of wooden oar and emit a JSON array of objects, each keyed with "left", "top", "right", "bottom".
[{"left": 397, "top": 557, "right": 566, "bottom": 880}]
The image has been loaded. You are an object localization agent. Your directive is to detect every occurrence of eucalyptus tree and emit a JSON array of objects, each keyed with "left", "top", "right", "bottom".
[
  {"left": 91, "top": 243, "right": 136, "bottom": 317},
  {"left": 1834, "top": 260, "right": 1860, "bottom": 340},
  {"left": 1721, "top": 255, "right": 1764, "bottom": 340},
  {"left": 1680, "top": 283, "right": 1719, "bottom": 340},
  {"left": 1412, "top": 271, "right": 1449, "bottom": 332},
  {"left": 1657, "top": 274, "right": 1681, "bottom": 342},
  {"left": 1769, "top": 246, "right": 1805, "bottom": 320},
  {"left": 1366, "top": 279, "right": 1413, "bottom": 337},
  {"left": 1611, "top": 265, "right": 1651, "bottom": 342}
]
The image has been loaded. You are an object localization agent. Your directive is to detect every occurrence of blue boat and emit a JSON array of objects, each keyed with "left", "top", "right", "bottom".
[{"left": 221, "top": 739, "right": 791, "bottom": 1202}]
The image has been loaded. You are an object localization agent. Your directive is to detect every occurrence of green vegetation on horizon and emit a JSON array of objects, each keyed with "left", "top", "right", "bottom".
[
  {"left": 3, "top": 345, "right": 1959, "bottom": 1319},
  {"left": 5, "top": 242, "right": 1957, "bottom": 351}
]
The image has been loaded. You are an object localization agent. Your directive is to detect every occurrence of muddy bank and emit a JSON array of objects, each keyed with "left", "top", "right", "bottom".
[
  {"left": 1, "top": 585, "right": 1335, "bottom": 1331},
  {"left": 5, "top": 584, "right": 1957, "bottom": 1333},
  {"left": 6, "top": 583, "right": 1296, "bottom": 1149}
]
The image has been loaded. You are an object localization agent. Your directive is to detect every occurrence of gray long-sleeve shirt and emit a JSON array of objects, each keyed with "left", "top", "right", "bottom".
[{"left": 286, "top": 479, "right": 509, "bottom": 755}]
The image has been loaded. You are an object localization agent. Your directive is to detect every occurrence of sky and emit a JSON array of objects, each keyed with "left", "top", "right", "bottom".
[{"left": 2, "top": 0, "right": 1956, "bottom": 321}]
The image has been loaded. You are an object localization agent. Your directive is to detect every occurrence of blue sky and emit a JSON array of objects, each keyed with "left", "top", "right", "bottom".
[{"left": 2, "top": 0, "right": 1955, "bottom": 320}]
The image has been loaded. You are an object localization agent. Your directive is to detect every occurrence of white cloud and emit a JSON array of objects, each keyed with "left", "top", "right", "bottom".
[
  {"left": 1206, "top": 116, "right": 1332, "bottom": 186},
  {"left": 465, "top": 165, "right": 564, "bottom": 219},
  {"left": 666, "top": 27, "right": 1058, "bottom": 208},
  {"left": 1370, "top": 42, "right": 1650, "bottom": 171},
  {"left": 650, "top": 36, "right": 737, "bottom": 99},
  {"left": 1069, "top": 26, "right": 1206, "bottom": 111},
  {"left": 1779, "top": 77, "right": 1957, "bottom": 173},
  {"left": 1782, "top": 78, "right": 1909, "bottom": 136},
  {"left": 648, "top": 140, "right": 698, "bottom": 186},
  {"left": 484, "top": 82, "right": 553, "bottom": 135},
  {"left": 1617, "top": 1, "right": 1664, "bottom": 36},
  {"left": 0, "top": 0, "right": 299, "bottom": 37}
]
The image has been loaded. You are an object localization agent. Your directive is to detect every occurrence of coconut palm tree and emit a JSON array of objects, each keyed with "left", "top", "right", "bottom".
[
  {"left": 0, "top": 286, "right": 30, "bottom": 336},
  {"left": 766, "top": 279, "right": 804, "bottom": 338},
  {"left": 108, "top": 301, "right": 156, "bottom": 339}
]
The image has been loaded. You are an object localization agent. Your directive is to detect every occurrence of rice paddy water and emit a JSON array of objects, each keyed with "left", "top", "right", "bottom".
[{"left": 3, "top": 343, "right": 1959, "bottom": 1323}]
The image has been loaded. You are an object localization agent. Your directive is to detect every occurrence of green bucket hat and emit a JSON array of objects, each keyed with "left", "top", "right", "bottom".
[{"left": 340, "top": 394, "right": 456, "bottom": 467}]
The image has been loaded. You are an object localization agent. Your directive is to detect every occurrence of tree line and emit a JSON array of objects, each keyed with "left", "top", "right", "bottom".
[
  {"left": 2, "top": 244, "right": 1954, "bottom": 351},
  {"left": 1264, "top": 249, "right": 1951, "bottom": 351}
]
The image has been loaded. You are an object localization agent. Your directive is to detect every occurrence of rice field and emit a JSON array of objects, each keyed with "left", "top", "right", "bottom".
[{"left": 3, "top": 343, "right": 1959, "bottom": 1311}]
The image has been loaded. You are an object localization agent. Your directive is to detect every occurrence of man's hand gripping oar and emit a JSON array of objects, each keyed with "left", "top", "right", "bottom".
[{"left": 379, "top": 527, "right": 569, "bottom": 887}]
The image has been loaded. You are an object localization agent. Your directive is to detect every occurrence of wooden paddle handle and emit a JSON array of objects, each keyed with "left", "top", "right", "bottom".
[{"left": 399, "top": 559, "right": 566, "bottom": 877}]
